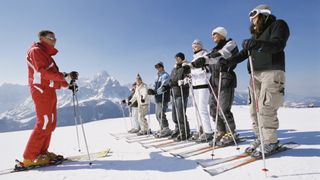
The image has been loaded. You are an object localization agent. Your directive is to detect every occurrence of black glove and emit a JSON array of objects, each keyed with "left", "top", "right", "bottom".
[
  {"left": 69, "top": 71, "right": 79, "bottom": 80},
  {"left": 147, "top": 89, "right": 156, "bottom": 95},
  {"left": 121, "top": 99, "right": 126, "bottom": 104},
  {"left": 128, "top": 101, "right": 132, "bottom": 106},
  {"left": 140, "top": 95, "right": 145, "bottom": 103},
  {"left": 191, "top": 57, "right": 206, "bottom": 68},
  {"left": 242, "top": 39, "right": 257, "bottom": 50},
  {"left": 68, "top": 82, "right": 78, "bottom": 93},
  {"left": 208, "top": 52, "right": 221, "bottom": 58}
]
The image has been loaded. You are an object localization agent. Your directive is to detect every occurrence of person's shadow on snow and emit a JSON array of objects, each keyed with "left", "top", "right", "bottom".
[{"left": 36, "top": 151, "right": 200, "bottom": 172}]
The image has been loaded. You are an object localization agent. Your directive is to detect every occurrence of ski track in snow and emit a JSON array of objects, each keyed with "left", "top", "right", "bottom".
[{"left": 0, "top": 106, "right": 319, "bottom": 180}]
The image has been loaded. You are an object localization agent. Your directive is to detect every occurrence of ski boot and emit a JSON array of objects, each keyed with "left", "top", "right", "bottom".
[
  {"left": 245, "top": 139, "right": 261, "bottom": 154},
  {"left": 251, "top": 141, "right": 280, "bottom": 158},
  {"left": 196, "top": 133, "right": 213, "bottom": 143}
]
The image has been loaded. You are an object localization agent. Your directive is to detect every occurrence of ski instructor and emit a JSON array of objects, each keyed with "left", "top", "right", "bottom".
[
  {"left": 219, "top": 4, "right": 290, "bottom": 157},
  {"left": 22, "top": 30, "right": 79, "bottom": 167}
]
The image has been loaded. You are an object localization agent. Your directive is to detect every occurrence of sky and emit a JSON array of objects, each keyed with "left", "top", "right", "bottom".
[{"left": 0, "top": 0, "right": 319, "bottom": 97}]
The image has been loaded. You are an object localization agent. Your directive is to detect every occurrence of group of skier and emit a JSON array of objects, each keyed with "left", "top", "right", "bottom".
[
  {"left": 19, "top": 4, "right": 289, "bottom": 169},
  {"left": 123, "top": 4, "right": 290, "bottom": 159}
]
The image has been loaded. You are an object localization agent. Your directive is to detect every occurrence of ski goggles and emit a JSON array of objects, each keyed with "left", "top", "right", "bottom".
[{"left": 249, "top": 9, "right": 271, "bottom": 22}]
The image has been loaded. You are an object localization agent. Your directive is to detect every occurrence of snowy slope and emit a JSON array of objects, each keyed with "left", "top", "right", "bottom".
[{"left": 0, "top": 106, "right": 319, "bottom": 180}]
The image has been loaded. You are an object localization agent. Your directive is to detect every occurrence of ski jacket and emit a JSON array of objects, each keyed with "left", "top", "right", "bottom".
[
  {"left": 153, "top": 71, "right": 171, "bottom": 103},
  {"left": 128, "top": 90, "right": 138, "bottom": 108},
  {"left": 228, "top": 15, "right": 290, "bottom": 73},
  {"left": 209, "top": 39, "right": 239, "bottom": 89},
  {"left": 169, "top": 62, "right": 191, "bottom": 98},
  {"left": 130, "top": 82, "right": 149, "bottom": 106},
  {"left": 191, "top": 49, "right": 210, "bottom": 88},
  {"left": 27, "top": 42, "right": 68, "bottom": 93}
]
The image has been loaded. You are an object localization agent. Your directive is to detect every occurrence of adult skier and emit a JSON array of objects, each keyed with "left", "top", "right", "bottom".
[
  {"left": 189, "top": 39, "right": 213, "bottom": 143},
  {"left": 218, "top": 4, "right": 290, "bottom": 157},
  {"left": 22, "top": 30, "right": 78, "bottom": 167},
  {"left": 169, "top": 52, "right": 191, "bottom": 141},
  {"left": 129, "top": 74, "right": 151, "bottom": 135},
  {"left": 148, "top": 62, "right": 172, "bottom": 138},
  {"left": 122, "top": 82, "right": 140, "bottom": 133},
  {"left": 191, "top": 27, "right": 239, "bottom": 146}
]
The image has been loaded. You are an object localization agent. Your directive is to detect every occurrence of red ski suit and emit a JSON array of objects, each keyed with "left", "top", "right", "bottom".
[{"left": 23, "top": 42, "right": 68, "bottom": 160}]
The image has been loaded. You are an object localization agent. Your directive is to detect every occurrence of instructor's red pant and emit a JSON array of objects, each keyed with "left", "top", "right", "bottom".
[{"left": 23, "top": 87, "right": 57, "bottom": 160}]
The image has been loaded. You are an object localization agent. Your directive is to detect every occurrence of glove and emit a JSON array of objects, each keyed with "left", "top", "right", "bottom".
[
  {"left": 121, "top": 99, "right": 126, "bottom": 104},
  {"left": 183, "top": 77, "right": 191, "bottom": 85},
  {"left": 178, "top": 80, "right": 184, "bottom": 86},
  {"left": 128, "top": 101, "right": 132, "bottom": 106},
  {"left": 68, "top": 71, "right": 79, "bottom": 80},
  {"left": 68, "top": 81, "right": 78, "bottom": 93},
  {"left": 147, "top": 89, "right": 156, "bottom": 95},
  {"left": 182, "top": 61, "right": 193, "bottom": 68},
  {"left": 191, "top": 57, "right": 206, "bottom": 68},
  {"left": 156, "top": 87, "right": 164, "bottom": 95},
  {"left": 140, "top": 95, "right": 145, "bottom": 103},
  {"left": 242, "top": 39, "right": 256, "bottom": 50}
]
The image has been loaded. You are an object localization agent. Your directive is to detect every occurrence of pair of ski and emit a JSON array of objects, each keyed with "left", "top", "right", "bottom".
[
  {"left": 170, "top": 139, "right": 246, "bottom": 158},
  {"left": 198, "top": 142, "right": 299, "bottom": 176},
  {"left": 0, "top": 148, "right": 111, "bottom": 175}
]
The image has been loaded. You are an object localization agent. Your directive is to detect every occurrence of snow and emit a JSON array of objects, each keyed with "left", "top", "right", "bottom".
[{"left": 0, "top": 106, "right": 319, "bottom": 180}]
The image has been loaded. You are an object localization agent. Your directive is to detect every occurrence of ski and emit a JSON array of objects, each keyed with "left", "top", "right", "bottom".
[
  {"left": 139, "top": 137, "right": 170, "bottom": 146},
  {"left": 203, "top": 142, "right": 300, "bottom": 176},
  {"left": 0, "top": 148, "right": 111, "bottom": 175},
  {"left": 126, "top": 136, "right": 155, "bottom": 143},
  {"left": 172, "top": 139, "right": 246, "bottom": 159},
  {"left": 198, "top": 152, "right": 249, "bottom": 168},
  {"left": 161, "top": 141, "right": 197, "bottom": 152},
  {"left": 152, "top": 139, "right": 177, "bottom": 148}
]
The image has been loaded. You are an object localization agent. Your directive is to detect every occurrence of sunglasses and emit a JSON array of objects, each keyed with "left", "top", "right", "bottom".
[
  {"left": 249, "top": 9, "right": 271, "bottom": 22},
  {"left": 45, "top": 36, "right": 57, "bottom": 41}
]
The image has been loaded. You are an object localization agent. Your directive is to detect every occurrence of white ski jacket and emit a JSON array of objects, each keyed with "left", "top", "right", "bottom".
[{"left": 191, "top": 49, "right": 210, "bottom": 87}]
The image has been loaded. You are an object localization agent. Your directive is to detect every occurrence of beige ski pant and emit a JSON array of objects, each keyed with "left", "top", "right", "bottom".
[{"left": 249, "top": 70, "right": 285, "bottom": 144}]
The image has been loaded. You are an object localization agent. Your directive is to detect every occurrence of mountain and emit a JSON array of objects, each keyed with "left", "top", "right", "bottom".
[
  {"left": 0, "top": 71, "right": 137, "bottom": 132},
  {"left": 0, "top": 72, "right": 319, "bottom": 132}
]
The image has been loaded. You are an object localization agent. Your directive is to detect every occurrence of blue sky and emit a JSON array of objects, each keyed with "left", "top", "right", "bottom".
[{"left": 0, "top": 0, "right": 319, "bottom": 96}]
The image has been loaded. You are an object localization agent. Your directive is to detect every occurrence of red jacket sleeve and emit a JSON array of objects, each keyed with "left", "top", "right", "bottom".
[{"left": 29, "top": 47, "right": 65, "bottom": 82}]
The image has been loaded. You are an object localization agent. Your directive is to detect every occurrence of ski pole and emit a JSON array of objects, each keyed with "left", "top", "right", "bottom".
[
  {"left": 74, "top": 89, "right": 92, "bottom": 166},
  {"left": 248, "top": 50, "right": 268, "bottom": 173},
  {"left": 120, "top": 102, "right": 129, "bottom": 132},
  {"left": 72, "top": 84, "right": 81, "bottom": 152},
  {"left": 171, "top": 88, "right": 183, "bottom": 140},
  {"left": 180, "top": 84, "right": 188, "bottom": 141},
  {"left": 188, "top": 79, "right": 207, "bottom": 142},
  {"left": 204, "top": 71, "right": 239, "bottom": 157},
  {"left": 147, "top": 97, "right": 151, "bottom": 136}
]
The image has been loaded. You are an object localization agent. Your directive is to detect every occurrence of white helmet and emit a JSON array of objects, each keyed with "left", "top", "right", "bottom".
[{"left": 212, "top": 27, "right": 227, "bottom": 39}]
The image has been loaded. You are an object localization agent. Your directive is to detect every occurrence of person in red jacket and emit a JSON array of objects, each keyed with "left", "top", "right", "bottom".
[{"left": 22, "top": 30, "right": 78, "bottom": 167}]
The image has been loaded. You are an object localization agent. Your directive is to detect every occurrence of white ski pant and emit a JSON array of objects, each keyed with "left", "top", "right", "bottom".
[
  {"left": 130, "top": 107, "right": 140, "bottom": 130},
  {"left": 138, "top": 104, "right": 149, "bottom": 131},
  {"left": 249, "top": 70, "right": 285, "bottom": 144},
  {"left": 193, "top": 87, "right": 213, "bottom": 134}
]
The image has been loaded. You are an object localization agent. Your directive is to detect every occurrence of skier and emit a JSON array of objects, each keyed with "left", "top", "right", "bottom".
[
  {"left": 190, "top": 27, "right": 239, "bottom": 146},
  {"left": 189, "top": 39, "right": 213, "bottom": 143},
  {"left": 129, "top": 74, "right": 151, "bottom": 135},
  {"left": 147, "top": 62, "right": 172, "bottom": 138},
  {"left": 22, "top": 30, "right": 78, "bottom": 167},
  {"left": 122, "top": 82, "right": 140, "bottom": 133},
  {"left": 218, "top": 4, "right": 290, "bottom": 157},
  {"left": 169, "top": 52, "right": 191, "bottom": 141}
]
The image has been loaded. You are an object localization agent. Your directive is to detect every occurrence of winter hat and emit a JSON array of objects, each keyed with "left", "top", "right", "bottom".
[
  {"left": 212, "top": 27, "right": 227, "bottom": 39},
  {"left": 175, "top": 52, "right": 185, "bottom": 60},
  {"left": 155, "top": 61, "right": 164, "bottom": 68},
  {"left": 249, "top": 4, "right": 272, "bottom": 22},
  {"left": 192, "top": 39, "right": 203, "bottom": 48},
  {"left": 136, "top": 73, "right": 142, "bottom": 81}
]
